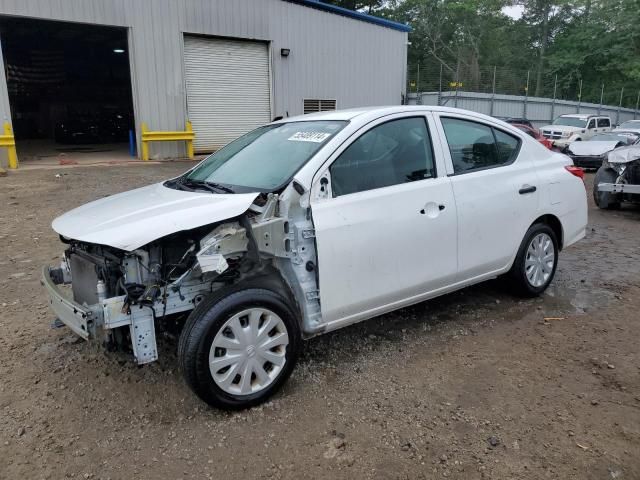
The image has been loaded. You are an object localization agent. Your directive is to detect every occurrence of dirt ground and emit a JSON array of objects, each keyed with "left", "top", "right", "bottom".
[{"left": 1, "top": 164, "right": 639, "bottom": 480}]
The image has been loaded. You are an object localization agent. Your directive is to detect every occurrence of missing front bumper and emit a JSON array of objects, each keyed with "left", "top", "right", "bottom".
[
  {"left": 597, "top": 182, "right": 640, "bottom": 194},
  {"left": 41, "top": 265, "right": 158, "bottom": 364},
  {"left": 41, "top": 266, "right": 93, "bottom": 339}
]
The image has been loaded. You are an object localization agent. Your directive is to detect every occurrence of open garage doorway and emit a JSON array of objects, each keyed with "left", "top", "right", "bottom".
[{"left": 0, "top": 17, "right": 135, "bottom": 166}]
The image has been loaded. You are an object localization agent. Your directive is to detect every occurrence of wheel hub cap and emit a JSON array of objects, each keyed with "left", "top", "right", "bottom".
[
  {"left": 209, "top": 308, "right": 289, "bottom": 396},
  {"left": 525, "top": 233, "right": 555, "bottom": 288}
]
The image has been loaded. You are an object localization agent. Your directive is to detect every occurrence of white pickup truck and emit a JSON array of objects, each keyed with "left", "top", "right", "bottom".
[{"left": 540, "top": 114, "right": 612, "bottom": 149}]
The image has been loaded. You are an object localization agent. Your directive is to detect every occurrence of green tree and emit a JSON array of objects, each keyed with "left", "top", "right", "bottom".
[{"left": 319, "top": 0, "right": 385, "bottom": 13}]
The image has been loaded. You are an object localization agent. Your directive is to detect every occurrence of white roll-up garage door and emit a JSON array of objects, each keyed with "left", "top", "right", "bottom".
[{"left": 184, "top": 36, "right": 271, "bottom": 152}]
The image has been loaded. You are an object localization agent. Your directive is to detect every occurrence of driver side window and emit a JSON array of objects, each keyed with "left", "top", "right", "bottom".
[
  {"left": 329, "top": 117, "right": 435, "bottom": 197},
  {"left": 588, "top": 119, "right": 596, "bottom": 129}
]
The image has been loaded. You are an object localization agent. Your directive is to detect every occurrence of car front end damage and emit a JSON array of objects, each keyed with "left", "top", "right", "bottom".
[
  {"left": 41, "top": 188, "right": 322, "bottom": 365},
  {"left": 566, "top": 141, "right": 621, "bottom": 169},
  {"left": 597, "top": 145, "right": 640, "bottom": 202}
]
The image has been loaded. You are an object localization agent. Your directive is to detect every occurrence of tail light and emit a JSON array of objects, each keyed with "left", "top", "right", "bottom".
[{"left": 565, "top": 165, "right": 585, "bottom": 180}]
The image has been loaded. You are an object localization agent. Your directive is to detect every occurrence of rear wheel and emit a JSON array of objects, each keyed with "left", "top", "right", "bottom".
[
  {"left": 178, "top": 288, "right": 301, "bottom": 410},
  {"left": 593, "top": 166, "right": 621, "bottom": 209},
  {"left": 508, "top": 223, "right": 559, "bottom": 297}
]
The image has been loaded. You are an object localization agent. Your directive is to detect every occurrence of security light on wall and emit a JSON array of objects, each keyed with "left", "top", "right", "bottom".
[
  {"left": 280, "top": 48, "right": 290, "bottom": 57},
  {"left": 113, "top": 48, "right": 125, "bottom": 53}
]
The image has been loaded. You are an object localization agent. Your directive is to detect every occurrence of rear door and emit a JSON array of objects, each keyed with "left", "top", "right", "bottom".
[
  {"left": 434, "top": 114, "right": 540, "bottom": 281},
  {"left": 310, "top": 113, "right": 458, "bottom": 325},
  {"left": 598, "top": 117, "right": 611, "bottom": 133}
]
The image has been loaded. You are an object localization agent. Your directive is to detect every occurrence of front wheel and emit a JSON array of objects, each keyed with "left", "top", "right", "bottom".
[
  {"left": 508, "top": 224, "right": 559, "bottom": 297},
  {"left": 593, "top": 167, "right": 621, "bottom": 209},
  {"left": 178, "top": 288, "right": 302, "bottom": 409}
]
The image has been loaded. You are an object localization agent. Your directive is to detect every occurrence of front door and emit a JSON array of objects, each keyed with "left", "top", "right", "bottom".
[{"left": 310, "top": 114, "right": 458, "bottom": 325}]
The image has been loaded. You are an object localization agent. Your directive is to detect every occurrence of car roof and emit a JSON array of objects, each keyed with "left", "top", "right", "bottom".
[
  {"left": 275, "top": 105, "right": 511, "bottom": 126},
  {"left": 559, "top": 113, "right": 607, "bottom": 119}
]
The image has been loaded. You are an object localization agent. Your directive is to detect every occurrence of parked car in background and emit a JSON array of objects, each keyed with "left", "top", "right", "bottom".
[
  {"left": 594, "top": 144, "right": 640, "bottom": 209},
  {"left": 566, "top": 131, "right": 640, "bottom": 169},
  {"left": 540, "top": 114, "right": 612, "bottom": 149},
  {"left": 42, "top": 106, "right": 587, "bottom": 409},
  {"left": 513, "top": 123, "right": 553, "bottom": 149},
  {"left": 613, "top": 119, "right": 640, "bottom": 134},
  {"left": 54, "top": 111, "right": 132, "bottom": 145},
  {"left": 505, "top": 117, "right": 535, "bottom": 129}
]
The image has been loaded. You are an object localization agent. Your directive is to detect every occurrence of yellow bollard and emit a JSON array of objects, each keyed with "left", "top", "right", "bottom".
[
  {"left": 186, "top": 121, "right": 194, "bottom": 160},
  {"left": 140, "top": 121, "right": 195, "bottom": 161},
  {"left": 1, "top": 122, "right": 18, "bottom": 169},
  {"left": 140, "top": 122, "right": 150, "bottom": 161}
]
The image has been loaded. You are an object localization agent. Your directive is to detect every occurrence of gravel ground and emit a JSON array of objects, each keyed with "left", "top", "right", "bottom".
[{"left": 1, "top": 164, "right": 639, "bottom": 480}]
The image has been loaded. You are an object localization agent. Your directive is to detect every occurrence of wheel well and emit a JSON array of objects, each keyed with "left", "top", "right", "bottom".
[
  {"left": 532, "top": 214, "right": 563, "bottom": 250},
  {"left": 212, "top": 266, "right": 301, "bottom": 317}
]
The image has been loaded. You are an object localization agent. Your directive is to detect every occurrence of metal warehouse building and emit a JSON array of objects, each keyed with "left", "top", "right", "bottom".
[{"left": 0, "top": 0, "right": 409, "bottom": 166}]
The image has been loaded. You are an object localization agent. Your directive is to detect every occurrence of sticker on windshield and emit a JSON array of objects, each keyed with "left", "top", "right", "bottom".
[{"left": 288, "top": 131, "right": 331, "bottom": 143}]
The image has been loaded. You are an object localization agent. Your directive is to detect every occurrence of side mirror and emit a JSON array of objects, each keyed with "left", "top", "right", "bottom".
[{"left": 312, "top": 174, "right": 331, "bottom": 201}]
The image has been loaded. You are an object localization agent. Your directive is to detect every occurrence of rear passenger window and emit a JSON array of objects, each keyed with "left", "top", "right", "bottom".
[
  {"left": 598, "top": 118, "right": 610, "bottom": 128},
  {"left": 494, "top": 129, "right": 520, "bottom": 163},
  {"left": 441, "top": 118, "right": 520, "bottom": 174},
  {"left": 330, "top": 117, "right": 435, "bottom": 197}
]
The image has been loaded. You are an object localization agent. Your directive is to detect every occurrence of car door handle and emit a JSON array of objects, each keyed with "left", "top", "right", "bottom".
[
  {"left": 519, "top": 185, "right": 537, "bottom": 195},
  {"left": 420, "top": 203, "right": 445, "bottom": 215}
]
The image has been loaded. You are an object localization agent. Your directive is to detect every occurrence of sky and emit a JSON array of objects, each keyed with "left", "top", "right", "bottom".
[{"left": 502, "top": 4, "right": 525, "bottom": 19}]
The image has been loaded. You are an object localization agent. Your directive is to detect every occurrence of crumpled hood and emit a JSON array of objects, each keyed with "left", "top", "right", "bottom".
[
  {"left": 52, "top": 182, "right": 259, "bottom": 251},
  {"left": 567, "top": 141, "right": 620, "bottom": 156},
  {"left": 608, "top": 145, "right": 640, "bottom": 164}
]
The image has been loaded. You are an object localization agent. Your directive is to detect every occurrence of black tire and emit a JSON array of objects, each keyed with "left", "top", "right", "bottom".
[
  {"left": 178, "top": 287, "right": 302, "bottom": 410},
  {"left": 593, "top": 166, "right": 621, "bottom": 209},
  {"left": 508, "top": 223, "right": 559, "bottom": 297}
]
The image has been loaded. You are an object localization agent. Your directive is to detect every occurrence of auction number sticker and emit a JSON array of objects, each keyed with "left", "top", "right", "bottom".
[{"left": 288, "top": 131, "right": 331, "bottom": 143}]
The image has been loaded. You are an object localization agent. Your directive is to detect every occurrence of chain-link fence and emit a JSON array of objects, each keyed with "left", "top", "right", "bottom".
[{"left": 407, "top": 63, "right": 640, "bottom": 111}]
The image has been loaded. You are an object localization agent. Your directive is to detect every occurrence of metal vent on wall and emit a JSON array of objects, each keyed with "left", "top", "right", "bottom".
[{"left": 303, "top": 99, "right": 337, "bottom": 114}]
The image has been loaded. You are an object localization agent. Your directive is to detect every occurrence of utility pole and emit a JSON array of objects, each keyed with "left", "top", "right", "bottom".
[
  {"left": 437, "top": 64, "right": 443, "bottom": 107},
  {"left": 576, "top": 79, "right": 583, "bottom": 113},
  {"left": 598, "top": 83, "right": 604, "bottom": 115},
  {"left": 416, "top": 63, "right": 421, "bottom": 105},
  {"left": 635, "top": 90, "right": 639, "bottom": 120},
  {"left": 550, "top": 74, "right": 557, "bottom": 123},
  {"left": 490, "top": 66, "right": 496, "bottom": 116},
  {"left": 454, "top": 62, "right": 460, "bottom": 108},
  {"left": 523, "top": 70, "right": 530, "bottom": 119},
  {"left": 617, "top": 87, "right": 624, "bottom": 126}
]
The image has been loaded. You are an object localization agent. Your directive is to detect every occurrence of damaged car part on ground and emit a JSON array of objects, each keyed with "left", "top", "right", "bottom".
[
  {"left": 594, "top": 144, "right": 640, "bottom": 209},
  {"left": 42, "top": 106, "right": 588, "bottom": 409}
]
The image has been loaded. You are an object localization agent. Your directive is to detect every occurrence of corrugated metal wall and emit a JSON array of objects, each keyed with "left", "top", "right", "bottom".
[
  {"left": 409, "top": 92, "right": 639, "bottom": 129},
  {"left": 0, "top": 0, "right": 408, "bottom": 162}
]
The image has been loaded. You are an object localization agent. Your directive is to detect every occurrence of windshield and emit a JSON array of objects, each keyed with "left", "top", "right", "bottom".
[
  {"left": 590, "top": 133, "right": 637, "bottom": 143},
  {"left": 552, "top": 117, "right": 587, "bottom": 128},
  {"left": 184, "top": 120, "right": 347, "bottom": 192},
  {"left": 619, "top": 120, "right": 640, "bottom": 129}
]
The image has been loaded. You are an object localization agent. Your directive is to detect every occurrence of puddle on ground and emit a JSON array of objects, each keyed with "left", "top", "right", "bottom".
[{"left": 543, "top": 282, "right": 614, "bottom": 315}]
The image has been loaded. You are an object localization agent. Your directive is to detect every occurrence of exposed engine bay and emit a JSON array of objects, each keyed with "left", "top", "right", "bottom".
[
  {"left": 596, "top": 145, "right": 640, "bottom": 204},
  {"left": 43, "top": 188, "right": 321, "bottom": 364}
]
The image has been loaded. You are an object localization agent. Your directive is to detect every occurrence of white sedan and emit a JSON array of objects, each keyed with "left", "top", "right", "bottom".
[{"left": 43, "top": 106, "right": 588, "bottom": 409}]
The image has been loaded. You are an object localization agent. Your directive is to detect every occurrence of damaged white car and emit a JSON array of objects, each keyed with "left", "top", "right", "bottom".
[
  {"left": 42, "top": 106, "right": 587, "bottom": 409},
  {"left": 594, "top": 144, "right": 640, "bottom": 209},
  {"left": 566, "top": 131, "right": 639, "bottom": 169}
]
